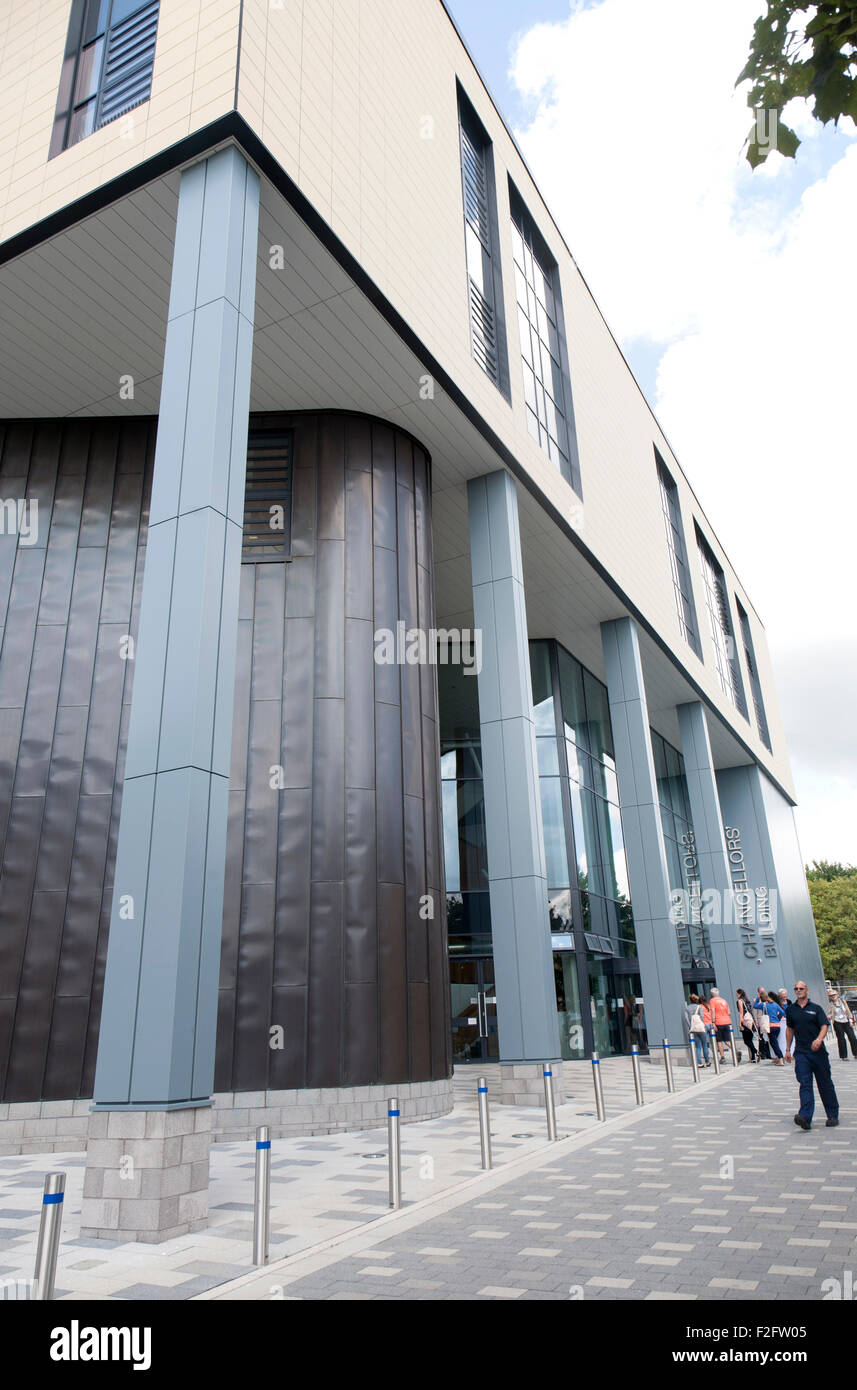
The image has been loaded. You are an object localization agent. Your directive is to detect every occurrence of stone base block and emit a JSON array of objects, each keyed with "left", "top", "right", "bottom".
[
  {"left": 497, "top": 1062, "right": 565, "bottom": 1108},
  {"left": 0, "top": 1100, "right": 93, "bottom": 1155},
  {"left": 79, "top": 1105, "right": 211, "bottom": 1244},
  {"left": 210, "top": 1076, "right": 453, "bottom": 1141}
]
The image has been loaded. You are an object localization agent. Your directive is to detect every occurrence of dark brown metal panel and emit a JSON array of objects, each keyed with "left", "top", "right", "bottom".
[
  {"left": 0, "top": 794, "right": 45, "bottom": 997},
  {"left": 317, "top": 415, "right": 346, "bottom": 541},
  {"left": 306, "top": 879, "right": 343, "bottom": 1088},
  {"left": 404, "top": 792, "right": 429, "bottom": 983},
  {"left": 214, "top": 986, "right": 236, "bottom": 1091},
  {"left": 272, "top": 787, "right": 312, "bottom": 989},
  {"left": 24, "top": 422, "right": 61, "bottom": 551},
  {"left": 0, "top": 548, "right": 47, "bottom": 709},
  {"left": 311, "top": 695, "right": 345, "bottom": 885},
  {"left": 100, "top": 470, "right": 144, "bottom": 623},
  {"left": 37, "top": 471, "right": 85, "bottom": 626},
  {"left": 344, "top": 786, "right": 377, "bottom": 984},
  {"left": 314, "top": 541, "right": 345, "bottom": 700},
  {"left": 5, "top": 888, "right": 66, "bottom": 1100},
  {"left": 344, "top": 618, "right": 374, "bottom": 791},
  {"left": 250, "top": 562, "right": 285, "bottom": 702},
  {"left": 77, "top": 423, "right": 118, "bottom": 548},
  {"left": 371, "top": 422, "right": 397, "bottom": 552},
  {"left": 0, "top": 707, "right": 24, "bottom": 854},
  {"left": 219, "top": 787, "right": 246, "bottom": 994},
  {"left": 408, "top": 982, "right": 432, "bottom": 1083},
  {"left": 377, "top": 879, "right": 408, "bottom": 1082},
  {"left": 12, "top": 624, "right": 65, "bottom": 798},
  {"left": 343, "top": 980, "right": 378, "bottom": 1084},
  {"left": 375, "top": 698, "right": 404, "bottom": 887},
  {"left": 232, "top": 879, "right": 277, "bottom": 1092},
  {"left": 79, "top": 624, "right": 127, "bottom": 796},
  {"left": 344, "top": 467, "right": 373, "bottom": 621},
  {"left": 243, "top": 697, "right": 282, "bottom": 887},
  {"left": 268, "top": 985, "right": 307, "bottom": 1089},
  {"left": 43, "top": 993, "right": 92, "bottom": 1099},
  {"left": 57, "top": 547, "right": 108, "bottom": 708},
  {"left": 281, "top": 617, "right": 314, "bottom": 787}
]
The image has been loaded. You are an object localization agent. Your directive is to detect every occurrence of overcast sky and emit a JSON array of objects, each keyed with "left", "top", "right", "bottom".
[{"left": 450, "top": 0, "right": 857, "bottom": 866}]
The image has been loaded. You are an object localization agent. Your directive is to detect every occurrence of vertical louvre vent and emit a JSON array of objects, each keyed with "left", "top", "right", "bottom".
[
  {"left": 468, "top": 280, "right": 499, "bottom": 382},
  {"left": 460, "top": 126, "right": 491, "bottom": 248},
  {"left": 98, "top": 0, "right": 159, "bottom": 128},
  {"left": 242, "top": 430, "right": 293, "bottom": 563}
]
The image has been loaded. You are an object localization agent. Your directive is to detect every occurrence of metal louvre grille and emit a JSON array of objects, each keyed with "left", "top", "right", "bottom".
[
  {"left": 242, "top": 430, "right": 293, "bottom": 562},
  {"left": 97, "top": 0, "right": 159, "bottom": 128},
  {"left": 468, "top": 279, "right": 499, "bottom": 383},
  {"left": 460, "top": 125, "right": 491, "bottom": 247}
]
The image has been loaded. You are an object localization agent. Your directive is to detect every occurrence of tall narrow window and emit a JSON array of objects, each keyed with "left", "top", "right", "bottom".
[
  {"left": 509, "top": 182, "right": 580, "bottom": 494},
  {"left": 50, "top": 0, "right": 160, "bottom": 158},
  {"left": 696, "top": 526, "right": 748, "bottom": 717},
  {"left": 736, "top": 599, "right": 771, "bottom": 749},
  {"left": 655, "top": 451, "right": 701, "bottom": 658},
  {"left": 457, "top": 88, "right": 508, "bottom": 393}
]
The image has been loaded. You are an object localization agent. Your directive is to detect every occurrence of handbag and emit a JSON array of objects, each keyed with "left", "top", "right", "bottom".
[{"left": 690, "top": 1007, "right": 706, "bottom": 1035}]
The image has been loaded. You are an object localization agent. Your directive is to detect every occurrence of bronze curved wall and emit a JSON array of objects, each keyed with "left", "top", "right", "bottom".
[{"left": 0, "top": 412, "right": 450, "bottom": 1101}]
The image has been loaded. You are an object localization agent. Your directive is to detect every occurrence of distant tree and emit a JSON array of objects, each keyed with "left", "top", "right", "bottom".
[
  {"left": 806, "top": 860, "right": 857, "bottom": 880},
  {"left": 738, "top": 1, "right": 857, "bottom": 166},
  {"left": 808, "top": 873, "right": 857, "bottom": 979}
]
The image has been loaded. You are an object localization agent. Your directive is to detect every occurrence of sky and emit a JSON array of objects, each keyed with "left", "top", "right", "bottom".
[{"left": 448, "top": 0, "right": 857, "bottom": 867}]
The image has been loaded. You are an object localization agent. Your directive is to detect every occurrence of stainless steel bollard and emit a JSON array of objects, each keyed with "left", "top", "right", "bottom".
[
  {"left": 689, "top": 1038, "right": 700, "bottom": 1083},
  {"left": 591, "top": 1051, "right": 606, "bottom": 1121},
  {"left": 662, "top": 1038, "right": 675, "bottom": 1094},
  {"left": 728, "top": 1026, "right": 739, "bottom": 1067},
  {"left": 710, "top": 1028, "right": 721, "bottom": 1074},
  {"left": 253, "top": 1126, "right": 271, "bottom": 1265},
  {"left": 477, "top": 1078, "right": 492, "bottom": 1170},
  {"left": 33, "top": 1173, "right": 65, "bottom": 1301},
  {"left": 543, "top": 1066, "right": 558, "bottom": 1141},
  {"left": 630, "top": 1044, "right": 645, "bottom": 1105},
  {"left": 388, "top": 1098, "right": 402, "bottom": 1208}
]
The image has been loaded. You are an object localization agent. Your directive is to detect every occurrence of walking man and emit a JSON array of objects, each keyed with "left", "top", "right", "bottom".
[
  {"left": 786, "top": 981, "right": 839, "bottom": 1130},
  {"left": 828, "top": 990, "right": 857, "bottom": 1060}
]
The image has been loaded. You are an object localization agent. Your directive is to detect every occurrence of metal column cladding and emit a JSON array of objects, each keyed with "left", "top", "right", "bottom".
[
  {"left": 92, "top": 146, "right": 260, "bottom": 1108},
  {"left": 466, "top": 470, "right": 560, "bottom": 1065},
  {"left": 600, "top": 617, "right": 687, "bottom": 1049}
]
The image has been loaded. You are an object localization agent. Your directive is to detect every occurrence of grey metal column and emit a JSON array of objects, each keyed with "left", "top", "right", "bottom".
[
  {"left": 82, "top": 147, "right": 259, "bottom": 1242},
  {"left": 677, "top": 701, "right": 740, "bottom": 1005},
  {"left": 601, "top": 618, "right": 687, "bottom": 1053},
  {"left": 467, "top": 472, "right": 561, "bottom": 1076}
]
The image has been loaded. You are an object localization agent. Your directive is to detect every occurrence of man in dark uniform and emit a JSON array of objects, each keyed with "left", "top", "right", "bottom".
[{"left": 786, "top": 981, "right": 839, "bottom": 1130}]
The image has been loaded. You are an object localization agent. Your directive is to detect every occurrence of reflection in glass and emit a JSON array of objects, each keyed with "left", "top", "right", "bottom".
[
  {"left": 529, "top": 640, "right": 555, "bottom": 735},
  {"left": 555, "top": 952, "right": 585, "bottom": 1059},
  {"left": 539, "top": 778, "right": 569, "bottom": 888}
]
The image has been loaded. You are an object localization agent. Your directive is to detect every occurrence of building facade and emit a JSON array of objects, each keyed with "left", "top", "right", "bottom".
[{"left": 0, "top": 0, "right": 824, "bottom": 1241}]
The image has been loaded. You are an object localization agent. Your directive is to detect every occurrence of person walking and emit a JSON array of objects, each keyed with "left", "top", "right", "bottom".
[
  {"left": 763, "top": 990, "right": 786, "bottom": 1064},
  {"left": 787, "top": 981, "right": 839, "bottom": 1129},
  {"left": 778, "top": 990, "right": 795, "bottom": 1061},
  {"left": 827, "top": 990, "right": 857, "bottom": 1060},
  {"left": 698, "top": 995, "right": 713, "bottom": 1068},
  {"left": 709, "top": 987, "right": 736, "bottom": 1064},
  {"left": 753, "top": 989, "right": 771, "bottom": 1060},
  {"left": 736, "top": 988, "right": 758, "bottom": 1062},
  {"left": 685, "top": 993, "right": 710, "bottom": 1068}
]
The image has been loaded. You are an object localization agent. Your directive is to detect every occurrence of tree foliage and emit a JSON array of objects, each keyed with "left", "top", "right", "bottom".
[
  {"left": 808, "top": 871, "right": 857, "bottom": 979},
  {"left": 738, "top": 1, "right": 857, "bottom": 166},
  {"left": 806, "top": 859, "right": 857, "bottom": 880}
]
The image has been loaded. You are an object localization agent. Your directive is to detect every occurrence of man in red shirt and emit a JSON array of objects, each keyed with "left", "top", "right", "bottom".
[{"left": 709, "top": 988, "right": 735, "bottom": 1065}]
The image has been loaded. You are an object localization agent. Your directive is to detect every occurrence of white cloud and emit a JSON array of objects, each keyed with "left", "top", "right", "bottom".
[{"left": 510, "top": 0, "right": 857, "bottom": 863}]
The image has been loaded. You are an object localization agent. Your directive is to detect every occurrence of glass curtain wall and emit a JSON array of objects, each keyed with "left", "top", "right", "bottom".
[{"left": 650, "top": 728, "right": 714, "bottom": 984}]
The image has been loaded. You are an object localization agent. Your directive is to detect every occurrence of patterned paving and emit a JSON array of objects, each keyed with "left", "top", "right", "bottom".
[
  {"left": 208, "top": 1056, "right": 857, "bottom": 1302},
  {"left": 0, "top": 1057, "right": 696, "bottom": 1300}
]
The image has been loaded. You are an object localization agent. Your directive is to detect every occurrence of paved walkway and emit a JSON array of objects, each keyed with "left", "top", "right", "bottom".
[
  {"left": 0, "top": 1056, "right": 696, "bottom": 1300},
  {"left": 204, "top": 1057, "right": 857, "bottom": 1302}
]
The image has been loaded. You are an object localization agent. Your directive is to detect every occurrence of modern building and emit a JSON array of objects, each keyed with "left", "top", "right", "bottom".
[{"left": 0, "top": 0, "right": 824, "bottom": 1242}]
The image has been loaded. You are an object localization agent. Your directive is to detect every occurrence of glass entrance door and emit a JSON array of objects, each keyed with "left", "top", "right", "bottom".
[{"left": 450, "top": 958, "right": 499, "bottom": 1063}]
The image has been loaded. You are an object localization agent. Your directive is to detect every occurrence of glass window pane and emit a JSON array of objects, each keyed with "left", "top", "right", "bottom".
[
  {"left": 526, "top": 408, "right": 540, "bottom": 443},
  {"left": 514, "top": 263, "right": 528, "bottom": 309},
  {"left": 440, "top": 751, "right": 456, "bottom": 781},
  {"left": 583, "top": 669, "right": 614, "bottom": 764},
  {"left": 82, "top": 0, "right": 110, "bottom": 43},
  {"left": 68, "top": 98, "right": 97, "bottom": 145},
  {"left": 539, "top": 778, "right": 569, "bottom": 888},
  {"left": 529, "top": 641, "right": 556, "bottom": 735},
  {"left": 56, "top": 53, "right": 77, "bottom": 111},
  {"left": 522, "top": 363, "right": 537, "bottom": 413},
  {"left": 518, "top": 308, "right": 532, "bottom": 365},
  {"left": 457, "top": 780, "right": 488, "bottom": 892},
  {"left": 442, "top": 781, "right": 460, "bottom": 892},
  {"left": 536, "top": 737, "right": 559, "bottom": 775},
  {"left": 511, "top": 221, "right": 525, "bottom": 268},
  {"left": 74, "top": 39, "right": 104, "bottom": 103},
  {"left": 558, "top": 646, "right": 588, "bottom": 752},
  {"left": 578, "top": 786, "right": 606, "bottom": 897}
]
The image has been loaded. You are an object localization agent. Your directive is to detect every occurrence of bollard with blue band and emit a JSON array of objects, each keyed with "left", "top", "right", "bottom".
[
  {"left": 591, "top": 1051, "right": 606, "bottom": 1121},
  {"left": 689, "top": 1034, "right": 700, "bottom": 1083},
  {"left": 728, "top": 1025, "right": 740, "bottom": 1068},
  {"left": 631, "top": 1044, "right": 645, "bottom": 1105},
  {"left": 477, "top": 1077, "right": 492, "bottom": 1170},
  {"left": 253, "top": 1125, "right": 271, "bottom": 1265},
  {"left": 388, "top": 1099, "right": 402, "bottom": 1208},
  {"left": 662, "top": 1038, "right": 676, "bottom": 1093},
  {"left": 710, "top": 1027, "right": 721, "bottom": 1074},
  {"left": 34, "top": 1172, "right": 65, "bottom": 1300},
  {"left": 542, "top": 1065, "right": 558, "bottom": 1141}
]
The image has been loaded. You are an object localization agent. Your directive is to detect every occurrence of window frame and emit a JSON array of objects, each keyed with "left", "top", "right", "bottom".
[
  {"left": 695, "top": 525, "right": 749, "bottom": 718},
  {"left": 655, "top": 450, "right": 702, "bottom": 659},
  {"left": 50, "top": 0, "right": 160, "bottom": 159},
  {"left": 456, "top": 84, "right": 510, "bottom": 399},
  {"left": 735, "top": 597, "right": 772, "bottom": 750}
]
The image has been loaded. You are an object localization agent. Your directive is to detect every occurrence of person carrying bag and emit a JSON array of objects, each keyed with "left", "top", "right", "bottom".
[{"left": 685, "top": 994, "right": 711, "bottom": 1068}]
